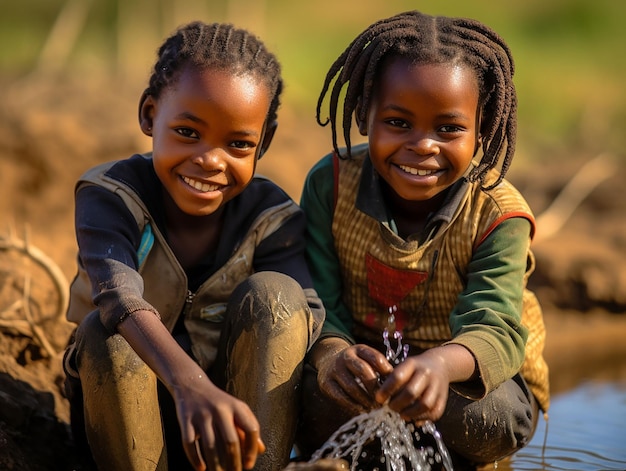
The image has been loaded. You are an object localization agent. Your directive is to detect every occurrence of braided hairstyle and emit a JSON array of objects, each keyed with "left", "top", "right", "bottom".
[
  {"left": 145, "top": 21, "right": 283, "bottom": 124},
  {"left": 317, "top": 10, "right": 517, "bottom": 188}
]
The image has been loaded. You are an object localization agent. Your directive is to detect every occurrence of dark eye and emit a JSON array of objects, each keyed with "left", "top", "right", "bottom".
[
  {"left": 231, "top": 140, "right": 254, "bottom": 150},
  {"left": 439, "top": 125, "right": 463, "bottom": 133},
  {"left": 386, "top": 119, "right": 409, "bottom": 129},
  {"left": 175, "top": 127, "right": 199, "bottom": 139}
]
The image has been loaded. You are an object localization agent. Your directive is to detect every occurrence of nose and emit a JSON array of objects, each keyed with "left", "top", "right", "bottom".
[
  {"left": 192, "top": 147, "right": 227, "bottom": 171},
  {"left": 407, "top": 132, "right": 438, "bottom": 156}
]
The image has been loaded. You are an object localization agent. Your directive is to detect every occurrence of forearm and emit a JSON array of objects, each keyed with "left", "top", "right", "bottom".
[
  {"left": 308, "top": 336, "right": 351, "bottom": 371},
  {"left": 116, "top": 310, "right": 208, "bottom": 393},
  {"left": 418, "top": 344, "right": 478, "bottom": 384},
  {"left": 449, "top": 218, "right": 531, "bottom": 390}
]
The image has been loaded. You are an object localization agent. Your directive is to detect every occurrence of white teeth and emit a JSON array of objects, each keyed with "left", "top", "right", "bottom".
[
  {"left": 182, "top": 176, "right": 219, "bottom": 192},
  {"left": 399, "top": 165, "right": 435, "bottom": 176}
]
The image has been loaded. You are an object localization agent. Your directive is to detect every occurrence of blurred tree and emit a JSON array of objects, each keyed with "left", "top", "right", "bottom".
[{"left": 34, "top": 0, "right": 92, "bottom": 77}]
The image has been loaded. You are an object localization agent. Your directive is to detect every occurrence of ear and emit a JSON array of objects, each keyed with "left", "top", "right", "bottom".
[
  {"left": 474, "top": 134, "right": 483, "bottom": 157},
  {"left": 473, "top": 106, "right": 485, "bottom": 156},
  {"left": 355, "top": 99, "right": 368, "bottom": 136},
  {"left": 257, "top": 120, "right": 278, "bottom": 160},
  {"left": 138, "top": 89, "right": 155, "bottom": 136}
]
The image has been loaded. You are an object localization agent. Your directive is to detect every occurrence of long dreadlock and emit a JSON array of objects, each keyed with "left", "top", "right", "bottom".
[{"left": 317, "top": 11, "right": 517, "bottom": 188}]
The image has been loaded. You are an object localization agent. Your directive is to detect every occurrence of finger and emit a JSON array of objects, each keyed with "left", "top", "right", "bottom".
[
  {"left": 400, "top": 384, "right": 446, "bottom": 423},
  {"left": 355, "top": 345, "right": 394, "bottom": 376},
  {"left": 236, "top": 427, "right": 266, "bottom": 454},
  {"left": 181, "top": 424, "right": 207, "bottom": 471},
  {"left": 351, "top": 347, "right": 395, "bottom": 399},
  {"left": 376, "top": 361, "right": 423, "bottom": 405},
  {"left": 359, "top": 370, "right": 386, "bottom": 398},
  {"left": 375, "top": 374, "right": 400, "bottom": 405},
  {"left": 334, "top": 371, "right": 379, "bottom": 411},
  {"left": 377, "top": 370, "right": 432, "bottom": 412},
  {"left": 321, "top": 377, "right": 368, "bottom": 413},
  {"left": 197, "top": 426, "right": 221, "bottom": 471},
  {"left": 344, "top": 359, "right": 382, "bottom": 398},
  {"left": 341, "top": 357, "right": 389, "bottom": 407},
  {"left": 409, "top": 387, "right": 447, "bottom": 422},
  {"left": 236, "top": 426, "right": 263, "bottom": 470},
  {"left": 216, "top": 424, "right": 242, "bottom": 471},
  {"left": 257, "top": 437, "right": 266, "bottom": 455}
]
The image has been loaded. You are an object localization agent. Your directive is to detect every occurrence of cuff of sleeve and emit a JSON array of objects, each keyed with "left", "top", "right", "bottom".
[
  {"left": 445, "top": 334, "right": 507, "bottom": 398},
  {"left": 317, "top": 330, "right": 355, "bottom": 346},
  {"left": 99, "top": 298, "right": 160, "bottom": 333}
]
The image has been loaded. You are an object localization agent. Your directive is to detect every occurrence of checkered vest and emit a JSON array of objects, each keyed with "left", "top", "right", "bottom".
[{"left": 331, "top": 150, "right": 549, "bottom": 411}]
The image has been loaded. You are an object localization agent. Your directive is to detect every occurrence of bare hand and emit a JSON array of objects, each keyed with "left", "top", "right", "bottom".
[
  {"left": 317, "top": 344, "right": 394, "bottom": 414},
  {"left": 172, "top": 374, "right": 264, "bottom": 471},
  {"left": 116, "top": 310, "right": 265, "bottom": 470},
  {"left": 375, "top": 352, "right": 449, "bottom": 423}
]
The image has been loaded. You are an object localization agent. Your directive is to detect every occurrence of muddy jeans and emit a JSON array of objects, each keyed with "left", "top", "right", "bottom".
[
  {"left": 64, "top": 272, "right": 322, "bottom": 471},
  {"left": 297, "top": 364, "right": 539, "bottom": 468}
]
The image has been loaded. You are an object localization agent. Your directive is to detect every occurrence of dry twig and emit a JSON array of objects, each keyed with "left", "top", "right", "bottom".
[
  {"left": 0, "top": 225, "right": 69, "bottom": 357},
  {"left": 0, "top": 226, "right": 69, "bottom": 320},
  {"left": 534, "top": 153, "right": 616, "bottom": 243}
]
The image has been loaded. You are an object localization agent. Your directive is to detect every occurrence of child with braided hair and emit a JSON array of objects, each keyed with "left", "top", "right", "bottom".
[
  {"left": 63, "top": 21, "right": 324, "bottom": 471},
  {"left": 297, "top": 10, "right": 549, "bottom": 469}
]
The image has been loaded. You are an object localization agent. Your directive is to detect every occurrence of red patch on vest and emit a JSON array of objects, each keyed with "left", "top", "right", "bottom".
[{"left": 365, "top": 253, "right": 428, "bottom": 331}]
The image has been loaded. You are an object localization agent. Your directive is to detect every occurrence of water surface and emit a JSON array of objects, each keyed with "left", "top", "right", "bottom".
[{"left": 493, "top": 380, "right": 626, "bottom": 471}]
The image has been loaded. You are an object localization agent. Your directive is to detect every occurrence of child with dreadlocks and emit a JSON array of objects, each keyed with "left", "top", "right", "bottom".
[
  {"left": 63, "top": 21, "right": 324, "bottom": 471},
  {"left": 297, "top": 10, "right": 549, "bottom": 469}
]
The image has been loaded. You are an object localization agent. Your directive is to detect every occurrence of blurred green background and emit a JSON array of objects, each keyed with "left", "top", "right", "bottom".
[{"left": 1, "top": 0, "right": 625, "bottom": 162}]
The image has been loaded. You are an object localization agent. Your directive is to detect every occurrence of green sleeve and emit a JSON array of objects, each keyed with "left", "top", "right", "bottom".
[
  {"left": 300, "top": 155, "right": 355, "bottom": 344},
  {"left": 446, "top": 217, "right": 531, "bottom": 397}
]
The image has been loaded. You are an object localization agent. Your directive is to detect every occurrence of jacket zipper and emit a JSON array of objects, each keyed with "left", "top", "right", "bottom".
[{"left": 183, "top": 290, "right": 195, "bottom": 317}]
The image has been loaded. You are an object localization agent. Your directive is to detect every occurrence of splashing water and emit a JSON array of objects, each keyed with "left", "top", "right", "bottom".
[
  {"left": 310, "top": 405, "right": 453, "bottom": 471},
  {"left": 309, "top": 307, "right": 454, "bottom": 471},
  {"left": 383, "top": 306, "right": 409, "bottom": 366}
]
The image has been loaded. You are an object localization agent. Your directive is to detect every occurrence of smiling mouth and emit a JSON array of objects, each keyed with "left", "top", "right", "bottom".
[
  {"left": 182, "top": 175, "right": 221, "bottom": 193},
  {"left": 398, "top": 165, "right": 438, "bottom": 176}
]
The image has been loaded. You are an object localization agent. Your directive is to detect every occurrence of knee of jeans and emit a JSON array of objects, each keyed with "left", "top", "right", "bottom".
[
  {"left": 231, "top": 271, "right": 308, "bottom": 327},
  {"left": 74, "top": 311, "right": 147, "bottom": 378},
  {"left": 240, "top": 271, "right": 304, "bottom": 299},
  {"left": 440, "top": 387, "right": 535, "bottom": 463}
]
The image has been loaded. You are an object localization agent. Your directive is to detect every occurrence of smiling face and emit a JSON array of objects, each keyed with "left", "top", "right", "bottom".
[
  {"left": 363, "top": 58, "right": 481, "bottom": 205},
  {"left": 140, "top": 65, "right": 272, "bottom": 217}
]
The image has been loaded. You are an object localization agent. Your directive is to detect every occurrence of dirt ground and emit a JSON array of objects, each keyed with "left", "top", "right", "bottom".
[{"left": 1, "top": 76, "right": 625, "bottom": 470}]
